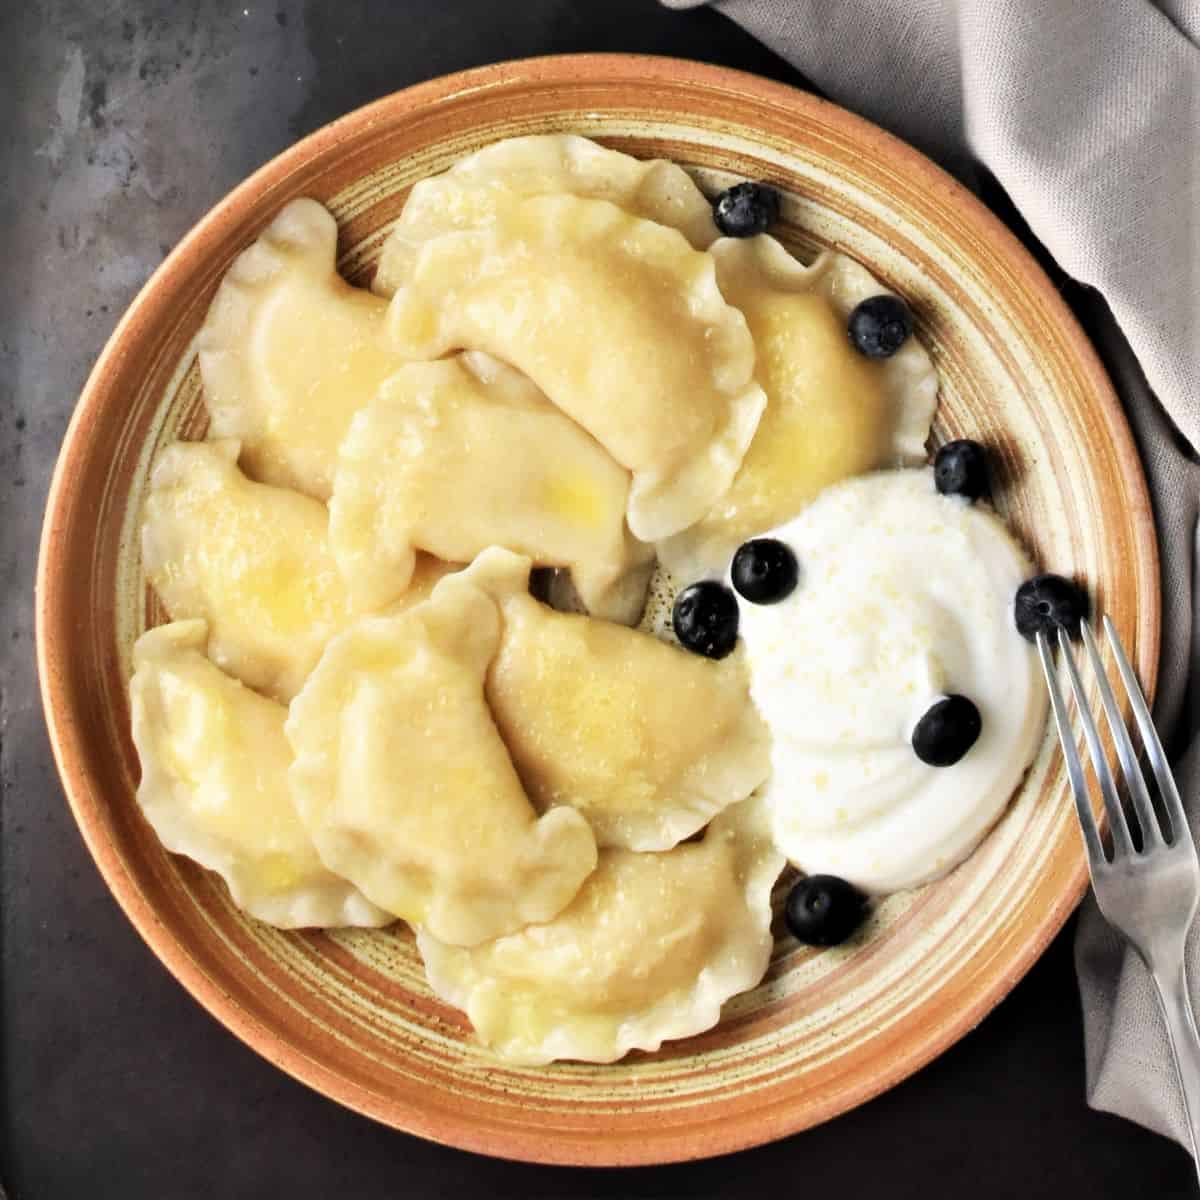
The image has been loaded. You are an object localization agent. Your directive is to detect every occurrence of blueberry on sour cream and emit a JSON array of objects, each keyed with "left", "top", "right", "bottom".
[
  {"left": 712, "top": 182, "right": 781, "bottom": 238},
  {"left": 672, "top": 581, "right": 739, "bottom": 659},
  {"left": 731, "top": 538, "right": 799, "bottom": 604},
  {"left": 848, "top": 294, "right": 913, "bottom": 359},
  {"left": 784, "top": 875, "right": 868, "bottom": 947},
  {"left": 912, "top": 695, "right": 982, "bottom": 767}
]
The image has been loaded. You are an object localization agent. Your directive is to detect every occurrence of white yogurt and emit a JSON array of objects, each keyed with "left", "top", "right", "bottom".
[{"left": 738, "top": 468, "right": 1048, "bottom": 893}]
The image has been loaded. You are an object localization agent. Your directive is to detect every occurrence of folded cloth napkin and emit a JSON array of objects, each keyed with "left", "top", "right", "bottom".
[{"left": 664, "top": 0, "right": 1200, "bottom": 1146}]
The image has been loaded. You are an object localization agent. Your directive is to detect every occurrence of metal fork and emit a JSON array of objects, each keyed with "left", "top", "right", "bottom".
[{"left": 1040, "top": 616, "right": 1200, "bottom": 1184}]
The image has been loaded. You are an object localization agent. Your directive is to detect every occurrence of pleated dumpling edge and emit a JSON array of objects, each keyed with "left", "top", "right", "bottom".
[
  {"left": 371, "top": 132, "right": 719, "bottom": 296},
  {"left": 416, "top": 795, "right": 785, "bottom": 1065}
]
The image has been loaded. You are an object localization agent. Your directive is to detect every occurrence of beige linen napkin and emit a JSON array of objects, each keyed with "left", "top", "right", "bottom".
[{"left": 664, "top": 0, "right": 1200, "bottom": 1146}]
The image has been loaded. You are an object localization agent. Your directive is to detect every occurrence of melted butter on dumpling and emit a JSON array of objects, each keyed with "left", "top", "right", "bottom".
[
  {"left": 658, "top": 235, "right": 938, "bottom": 580},
  {"left": 372, "top": 133, "right": 718, "bottom": 296},
  {"left": 386, "top": 194, "right": 766, "bottom": 543},
  {"left": 130, "top": 620, "right": 390, "bottom": 929},
  {"left": 417, "top": 797, "right": 784, "bottom": 1065},
  {"left": 459, "top": 547, "right": 770, "bottom": 851},
  {"left": 199, "top": 197, "right": 410, "bottom": 500},
  {"left": 285, "top": 565, "right": 598, "bottom": 946},
  {"left": 329, "top": 354, "right": 653, "bottom": 624},
  {"left": 142, "top": 440, "right": 363, "bottom": 703}
]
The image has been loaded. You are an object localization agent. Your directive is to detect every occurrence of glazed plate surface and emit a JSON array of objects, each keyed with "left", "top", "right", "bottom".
[{"left": 36, "top": 55, "right": 1158, "bottom": 1165}]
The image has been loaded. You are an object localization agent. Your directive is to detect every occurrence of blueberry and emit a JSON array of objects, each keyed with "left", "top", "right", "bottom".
[
  {"left": 912, "top": 695, "right": 982, "bottom": 767},
  {"left": 848, "top": 294, "right": 913, "bottom": 359},
  {"left": 672, "top": 581, "right": 739, "bottom": 659},
  {"left": 1014, "top": 573, "right": 1088, "bottom": 641},
  {"left": 934, "top": 439, "right": 990, "bottom": 501},
  {"left": 731, "top": 538, "right": 799, "bottom": 604},
  {"left": 784, "top": 875, "right": 868, "bottom": 947},
  {"left": 713, "top": 182, "right": 781, "bottom": 238}
]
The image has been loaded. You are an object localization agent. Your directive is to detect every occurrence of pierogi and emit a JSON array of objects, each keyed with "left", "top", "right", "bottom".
[
  {"left": 457, "top": 548, "right": 771, "bottom": 851},
  {"left": 285, "top": 566, "right": 599, "bottom": 946},
  {"left": 329, "top": 353, "right": 653, "bottom": 622},
  {"left": 386, "top": 193, "right": 766, "bottom": 542},
  {"left": 130, "top": 620, "right": 390, "bottom": 929},
  {"left": 658, "top": 236, "right": 939, "bottom": 580},
  {"left": 417, "top": 798, "right": 784, "bottom": 1065},
  {"left": 372, "top": 132, "right": 718, "bottom": 295},
  {"left": 142, "top": 440, "right": 362, "bottom": 703},
  {"left": 199, "top": 197, "right": 409, "bottom": 500}
]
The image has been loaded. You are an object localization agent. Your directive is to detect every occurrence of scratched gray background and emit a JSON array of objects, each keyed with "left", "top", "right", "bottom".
[{"left": 0, "top": 2, "right": 1193, "bottom": 1197}]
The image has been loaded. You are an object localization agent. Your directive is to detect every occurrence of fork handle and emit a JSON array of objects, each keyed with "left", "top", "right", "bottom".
[{"left": 1153, "top": 952, "right": 1200, "bottom": 1186}]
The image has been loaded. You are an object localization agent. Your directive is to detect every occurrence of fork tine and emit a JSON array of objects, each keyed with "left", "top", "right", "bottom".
[
  {"left": 1079, "top": 618, "right": 1161, "bottom": 847},
  {"left": 1056, "top": 627, "right": 1135, "bottom": 857},
  {"left": 1103, "top": 614, "right": 1190, "bottom": 847},
  {"left": 1037, "top": 631, "right": 1107, "bottom": 867}
]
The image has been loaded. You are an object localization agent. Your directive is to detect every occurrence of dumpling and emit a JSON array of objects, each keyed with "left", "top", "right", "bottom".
[
  {"left": 130, "top": 620, "right": 390, "bottom": 929},
  {"left": 328, "top": 354, "right": 654, "bottom": 623},
  {"left": 461, "top": 547, "right": 771, "bottom": 851},
  {"left": 386, "top": 194, "right": 766, "bottom": 543},
  {"left": 285, "top": 566, "right": 598, "bottom": 946},
  {"left": 199, "top": 197, "right": 409, "bottom": 500},
  {"left": 372, "top": 133, "right": 718, "bottom": 295},
  {"left": 658, "top": 235, "right": 939, "bottom": 580},
  {"left": 142, "top": 439, "right": 361, "bottom": 703},
  {"left": 416, "top": 798, "right": 784, "bottom": 1065}
]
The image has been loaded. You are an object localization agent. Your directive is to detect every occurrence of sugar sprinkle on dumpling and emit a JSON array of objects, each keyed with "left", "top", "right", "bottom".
[
  {"left": 456, "top": 547, "right": 771, "bottom": 851},
  {"left": 372, "top": 132, "right": 718, "bottom": 296},
  {"left": 285, "top": 564, "right": 598, "bottom": 946},
  {"left": 199, "top": 197, "right": 409, "bottom": 500},
  {"left": 329, "top": 353, "right": 654, "bottom": 624},
  {"left": 417, "top": 796, "right": 784, "bottom": 1065},
  {"left": 130, "top": 620, "right": 391, "bottom": 929},
  {"left": 386, "top": 193, "right": 765, "bottom": 543}
]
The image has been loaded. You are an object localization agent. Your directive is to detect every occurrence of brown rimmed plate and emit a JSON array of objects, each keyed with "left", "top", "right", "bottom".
[{"left": 36, "top": 54, "right": 1158, "bottom": 1165}]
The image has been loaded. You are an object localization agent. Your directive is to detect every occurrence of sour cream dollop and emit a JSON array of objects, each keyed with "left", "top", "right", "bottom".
[{"left": 738, "top": 469, "right": 1048, "bottom": 893}]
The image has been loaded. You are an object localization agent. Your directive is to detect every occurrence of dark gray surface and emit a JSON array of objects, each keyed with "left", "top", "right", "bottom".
[{"left": 0, "top": 2, "right": 1193, "bottom": 1196}]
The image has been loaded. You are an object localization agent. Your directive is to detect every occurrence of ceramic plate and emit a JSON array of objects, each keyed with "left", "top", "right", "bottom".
[{"left": 36, "top": 55, "right": 1159, "bottom": 1165}]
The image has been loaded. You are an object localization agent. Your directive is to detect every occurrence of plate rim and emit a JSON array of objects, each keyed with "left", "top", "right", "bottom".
[{"left": 35, "top": 52, "right": 1161, "bottom": 1165}]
